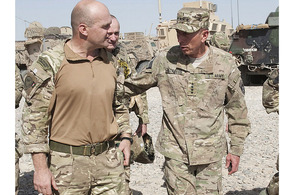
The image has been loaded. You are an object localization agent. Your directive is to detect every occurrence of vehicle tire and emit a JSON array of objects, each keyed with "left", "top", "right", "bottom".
[{"left": 239, "top": 66, "right": 251, "bottom": 86}]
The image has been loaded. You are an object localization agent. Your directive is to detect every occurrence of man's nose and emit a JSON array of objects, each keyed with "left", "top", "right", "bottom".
[
  {"left": 108, "top": 34, "right": 117, "bottom": 42},
  {"left": 177, "top": 34, "right": 184, "bottom": 44}
]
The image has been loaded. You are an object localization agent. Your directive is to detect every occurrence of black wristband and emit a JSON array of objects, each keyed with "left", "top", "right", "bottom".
[{"left": 121, "top": 137, "right": 133, "bottom": 144}]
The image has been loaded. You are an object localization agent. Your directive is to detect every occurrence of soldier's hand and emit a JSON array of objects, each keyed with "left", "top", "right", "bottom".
[
  {"left": 134, "top": 123, "right": 147, "bottom": 136},
  {"left": 33, "top": 168, "right": 58, "bottom": 195},
  {"left": 225, "top": 153, "right": 240, "bottom": 175},
  {"left": 32, "top": 153, "right": 58, "bottom": 194},
  {"left": 119, "top": 138, "right": 131, "bottom": 166}
]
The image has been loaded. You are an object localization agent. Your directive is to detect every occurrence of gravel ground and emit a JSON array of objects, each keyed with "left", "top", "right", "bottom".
[{"left": 15, "top": 86, "right": 279, "bottom": 195}]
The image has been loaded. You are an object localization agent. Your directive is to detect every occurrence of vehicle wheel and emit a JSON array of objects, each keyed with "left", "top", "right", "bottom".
[
  {"left": 238, "top": 66, "right": 251, "bottom": 86},
  {"left": 234, "top": 55, "right": 243, "bottom": 66}
]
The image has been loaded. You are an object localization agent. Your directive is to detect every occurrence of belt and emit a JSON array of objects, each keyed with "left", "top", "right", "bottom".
[{"left": 49, "top": 140, "right": 113, "bottom": 156}]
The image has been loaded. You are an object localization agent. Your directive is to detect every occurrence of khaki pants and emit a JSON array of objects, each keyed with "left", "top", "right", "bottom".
[
  {"left": 49, "top": 147, "right": 126, "bottom": 195},
  {"left": 164, "top": 158, "right": 222, "bottom": 195}
]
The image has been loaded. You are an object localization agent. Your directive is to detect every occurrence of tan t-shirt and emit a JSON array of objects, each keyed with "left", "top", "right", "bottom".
[{"left": 50, "top": 44, "right": 118, "bottom": 146}]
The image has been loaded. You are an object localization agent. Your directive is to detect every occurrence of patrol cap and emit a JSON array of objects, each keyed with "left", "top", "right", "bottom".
[{"left": 172, "top": 7, "right": 209, "bottom": 33}]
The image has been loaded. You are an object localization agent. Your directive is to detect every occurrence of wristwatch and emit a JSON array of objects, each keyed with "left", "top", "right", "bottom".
[{"left": 121, "top": 137, "right": 133, "bottom": 144}]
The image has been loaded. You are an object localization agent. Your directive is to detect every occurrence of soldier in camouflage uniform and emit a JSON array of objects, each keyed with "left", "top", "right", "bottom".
[
  {"left": 15, "top": 64, "right": 22, "bottom": 195},
  {"left": 15, "top": 48, "right": 32, "bottom": 194},
  {"left": 106, "top": 15, "right": 150, "bottom": 195},
  {"left": 260, "top": 68, "right": 279, "bottom": 195},
  {"left": 123, "top": 7, "right": 251, "bottom": 194},
  {"left": 21, "top": 1, "right": 131, "bottom": 194},
  {"left": 15, "top": 62, "right": 24, "bottom": 195}
]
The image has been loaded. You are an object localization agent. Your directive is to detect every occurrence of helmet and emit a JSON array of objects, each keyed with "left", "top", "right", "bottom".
[{"left": 131, "top": 133, "right": 155, "bottom": 164}]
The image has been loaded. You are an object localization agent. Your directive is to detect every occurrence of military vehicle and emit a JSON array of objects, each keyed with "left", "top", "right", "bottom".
[
  {"left": 228, "top": 7, "right": 279, "bottom": 85},
  {"left": 156, "top": 1, "right": 234, "bottom": 50}
]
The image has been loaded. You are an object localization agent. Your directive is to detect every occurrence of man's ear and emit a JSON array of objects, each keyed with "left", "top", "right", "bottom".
[
  {"left": 201, "top": 29, "right": 209, "bottom": 42},
  {"left": 78, "top": 23, "right": 88, "bottom": 36}
]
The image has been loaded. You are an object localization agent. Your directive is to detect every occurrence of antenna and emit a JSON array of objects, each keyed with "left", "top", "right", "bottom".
[
  {"left": 237, "top": 0, "right": 240, "bottom": 25},
  {"left": 148, "top": 23, "right": 153, "bottom": 37},
  {"left": 231, "top": 0, "right": 234, "bottom": 27},
  {"left": 158, "top": 0, "right": 162, "bottom": 23}
]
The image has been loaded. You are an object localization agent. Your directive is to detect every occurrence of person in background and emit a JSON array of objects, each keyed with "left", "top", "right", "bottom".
[
  {"left": 106, "top": 15, "right": 150, "bottom": 195},
  {"left": 260, "top": 68, "right": 279, "bottom": 195}
]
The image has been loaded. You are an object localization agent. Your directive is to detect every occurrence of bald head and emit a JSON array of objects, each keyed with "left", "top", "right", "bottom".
[
  {"left": 69, "top": 0, "right": 112, "bottom": 50},
  {"left": 71, "top": 0, "right": 110, "bottom": 33}
]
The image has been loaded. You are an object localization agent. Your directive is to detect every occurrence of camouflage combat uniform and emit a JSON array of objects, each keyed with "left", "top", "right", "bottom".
[
  {"left": 21, "top": 40, "right": 131, "bottom": 194},
  {"left": 113, "top": 42, "right": 150, "bottom": 124},
  {"left": 260, "top": 68, "right": 279, "bottom": 195},
  {"left": 112, "top": 42, "right": 150, "bottom": 195},
  {"left": 15, "top": 64, "right": 23, "bottom": 195},
  {"left": 124, "top": 43, "right": 250, "bottom": 194},
  {"left": 15, "top": 49, "right": 32, "bottom": 195},
  {"left": 262, "top": 69, "right": 279, "bottom": 114}
]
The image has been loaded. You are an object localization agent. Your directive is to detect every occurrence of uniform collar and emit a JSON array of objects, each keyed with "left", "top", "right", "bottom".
[
  {"left": 176, "top": 42, "right": 214, "bottom": 73},
  {"left": 64, "top": 39, "right": 109, "bottom": 63}
]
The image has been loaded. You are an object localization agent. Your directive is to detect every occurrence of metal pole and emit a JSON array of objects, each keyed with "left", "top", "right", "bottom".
[
  {"left": 158, "top": 0, "right": 162, "bottom": 23},
  {"left": 231, "top": 0, "right": 234, "bottom": 27},
  {"left": 237, "top": 0, "right": 240, "bottom": 25}
]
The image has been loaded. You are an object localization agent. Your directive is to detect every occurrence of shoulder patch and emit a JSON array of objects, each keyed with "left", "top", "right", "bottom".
[{"left": 37, "top": 57, "right": 51, "bottom": 71}]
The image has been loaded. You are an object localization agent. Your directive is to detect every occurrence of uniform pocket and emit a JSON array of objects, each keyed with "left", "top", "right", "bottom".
[{"left": 49, "top": 150, "right": 74, "bottom": 185}]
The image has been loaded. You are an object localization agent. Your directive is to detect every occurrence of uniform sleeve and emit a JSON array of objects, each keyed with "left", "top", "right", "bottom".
[
  {"left": 21, "top": 60, "right": 54, "bottom": 154},
  {"left": 124, "top": 55, "right": 164, "bottom": 97},
  {"left": 114, "top": 99, "right": 132, "bottom": 135},
  {"left": 130, "top": 92, "right": 150, "bottom": 124},
  {"left": 113, "top": 55, "right": 132, "bottom": 136},
  {"left": 225, "top": 66, "right": 251, "bottom": 156},
  {"left": 15, "top": 64, "right": 24, "bottom": 108}
]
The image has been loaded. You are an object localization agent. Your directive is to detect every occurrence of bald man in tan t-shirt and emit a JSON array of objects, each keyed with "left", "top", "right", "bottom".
[{"left": 21, "top": 1, "right": 131, "bottom": 194}]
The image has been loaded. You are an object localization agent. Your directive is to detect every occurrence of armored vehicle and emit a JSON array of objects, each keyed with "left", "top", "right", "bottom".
[{"left": 229, "top": 7, "right": 279, "bottom": 85}]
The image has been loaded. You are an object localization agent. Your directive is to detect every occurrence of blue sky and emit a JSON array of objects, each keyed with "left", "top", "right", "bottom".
[{"left": 15, "top": 0, "right": 279, "bottom": 41}]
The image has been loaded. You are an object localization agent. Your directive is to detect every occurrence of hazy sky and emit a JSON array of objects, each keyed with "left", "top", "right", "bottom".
[{"left": 15, "top": 0, "right": 279, "bottom": 41}]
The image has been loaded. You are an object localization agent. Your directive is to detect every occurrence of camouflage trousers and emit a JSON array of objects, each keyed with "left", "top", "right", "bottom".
[
  {"left": 15, "top": 148, "right": 21, "bottom": 195},
  {"left": 164, "top": 158, "right": 222, "bottom": 195},
  {"left": 124, "top": 165, "right": 132, "bottom": 195},
  {"left": 116, "top": 139, "right": 132, "bottom": 195},
  {"left": 49, "top": 146, "right": 127, "bottom": 195},
  {"left": 259, "top": 156, "right": 279, "bottom": 195},
  {"left": 15, "top": 133, "right": 22, "bottom": 195}
]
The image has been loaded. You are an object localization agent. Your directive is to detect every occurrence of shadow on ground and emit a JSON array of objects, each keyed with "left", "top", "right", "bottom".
[
  {"left": 132, "top": 189, "right": 143, "bottom": 195},
  {"left": 18, "top": 171, "right": 38, "bottom": 195},
  {"left": 225, "top": 188, "right": 265, "bottom": 195}
]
